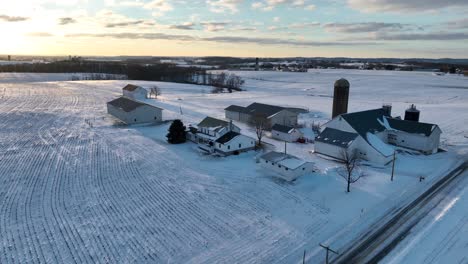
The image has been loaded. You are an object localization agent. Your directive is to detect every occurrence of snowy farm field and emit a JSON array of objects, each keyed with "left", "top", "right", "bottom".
[{"left": 0, "top": 70, "right": 467, "bottom": 263}]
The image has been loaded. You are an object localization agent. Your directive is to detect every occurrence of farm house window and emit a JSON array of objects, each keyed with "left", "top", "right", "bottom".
[
  {"left": 265, "top": 160, "right": 268, "bottom": 163},
  {"left": 219, "top": 144, "right": 221, "bottom": 148},
  {"left": 228, "top": 145, "right": 230, "bottom": 150},
  {"left": 134, "top": 119, "right": 137, "bottom": 122},
  {"left": 302, "top": 168, "right": 305, "bottom": 170},
  {"left": 239, "top": 144, "right": 241, "bottom": 148},
  {"left": 285, "top": 168, "right": 288, "bottom": 171},
  {"left": 278, "top": 165, "right": 281, "bottom": 168},
  {"left": 154, "top": 116, "right": 157, "bottom": 120}
]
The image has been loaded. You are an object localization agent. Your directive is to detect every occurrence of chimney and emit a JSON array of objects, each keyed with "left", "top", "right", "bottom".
[{"left": 382, "top": 104, "right": 392, "bottom": 117}]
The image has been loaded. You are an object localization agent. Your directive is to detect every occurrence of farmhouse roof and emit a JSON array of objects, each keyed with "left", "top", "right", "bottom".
[
  {"left": 215, "top": 131, "right": 240, "bottom": 144},
  {"left": 198, "top": 116, "right": 229, "bottom": 128},
  {"left": 385, "top": 117, "right": 439, "bottom": 136},
  {"left": 122, "top": 84, "right": 141, "bottom": 91},
  {"left": 107, "top": 97, "right": 160, "bottom": 112},
  {"left": 315, "top": 127, "right": 358, "bottom": 148},
  {"left": 272, "top": 124, "right": 295, "bottom": 133}
]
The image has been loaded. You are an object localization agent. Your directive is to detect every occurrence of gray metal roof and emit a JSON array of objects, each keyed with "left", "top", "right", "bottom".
[
  {"left": 215, "top": 131, "right": 240, "bottom": 144},
  {"left": 386, "top": 117, "right": 438, "bottom": 136},
  {"left": 197, "top": 116, "right": 229, "bottom": 128},
  {"left": 315, "top": 127, "right": 358, "bottom": 148},
  {"left": 260, "top": 151, "right": 292, "bottom": 162},
  {"left": 224, "top": 105, "right": 250, "bottom": 113},
  {"left": 341, "top": 108, "right": 389, "bottom": 138},
  {"left": 246, "top": 102, "right": 285, "bottom": 117},
  {"left": 107, "top": 97, "right": 159, "bottom": 112},
  {"left": 272, "top": 124, "right": 294, "bottom": 133}
]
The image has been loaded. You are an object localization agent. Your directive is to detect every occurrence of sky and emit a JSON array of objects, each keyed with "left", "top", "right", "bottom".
[{"left": 0, "top": 0, "right": 467, "bottom": 58}]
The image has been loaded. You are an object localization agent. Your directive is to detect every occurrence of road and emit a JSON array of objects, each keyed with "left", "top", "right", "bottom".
[{"left": 331, "top": 160, "right": 468, "bottom": 264}]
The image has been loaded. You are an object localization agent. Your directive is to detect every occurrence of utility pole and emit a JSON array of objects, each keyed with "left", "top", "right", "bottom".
[
  {"left": 284, "top": 141, "right": 287, "bottom": 155},
  {"left": 303, "top": 250, "right": 306, "bottom": 264},
  {"left": 391, "top": 150, "right": 396, "bottom": 181},
  {"left": 319, "top": 243, "right": 338, "bottom": 264}
]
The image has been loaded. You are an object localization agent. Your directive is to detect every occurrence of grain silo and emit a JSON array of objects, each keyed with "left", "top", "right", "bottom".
[
  {"left": 332, "top": 78, "right": 350, "bottom": 118},
  {"left": 404, "top": 104, "right": 420, "bottom": 122}
]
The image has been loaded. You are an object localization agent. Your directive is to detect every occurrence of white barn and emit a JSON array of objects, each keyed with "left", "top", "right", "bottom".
[
  {"left": 259, "top": 151, "right": 314, "bottom": 181},
  {"left": 271, "top": 124, "right": 303, "bottom": 142},
  {"left": 107, "top": 97, "right": 163, "bottom": 124},
  {"left": 314, "top": 108, "right": 441, "bottom": 165},
  {"left": 122, "top": 84, "right": 149, "bottom": 101}
]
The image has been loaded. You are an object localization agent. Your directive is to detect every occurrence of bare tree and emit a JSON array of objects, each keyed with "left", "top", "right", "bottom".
[
  {"left": 250, "top": 113, "right": 269, "bottom": 147},
  {"left": 148, "top": 86, "right": 161, "bottom": 99},
  {"left": 338, "top": 149, "right": 363, "bottom": 193}
]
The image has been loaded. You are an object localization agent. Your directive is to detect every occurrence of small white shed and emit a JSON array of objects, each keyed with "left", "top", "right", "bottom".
[
  {"left": 122, "top": 84, "right": 148, "bottom": 101},
  {"left": 107, "top": 97, "right": 163, "bottom": 124},
  {"left": 259, "top": 151, "right": 314, "bottom": 181},
  {"left": 271, "top": 124, "right": 303, "bottom": 142}
]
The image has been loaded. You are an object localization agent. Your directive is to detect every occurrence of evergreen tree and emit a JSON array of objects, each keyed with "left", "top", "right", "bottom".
[{"left": 166, "top": 119, "right": 186, "bottom": 144}]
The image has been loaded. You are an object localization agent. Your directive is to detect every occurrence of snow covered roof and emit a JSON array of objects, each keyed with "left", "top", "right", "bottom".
[
  {"left": 224, "top": 105, "right": 250, "bottom": 113},
  {"left": 260, "top": 151, "right": 308, "bottom": 170},
  {"left": 341, "top": 108, "right": 390, "bottom": 138},
  {"left": 366, "top": 132, "right": 394, "bottom": 156},
  {"left": 107, "top": 97, "right": 161, "bottom": 112},
  {"left": 122, "top": 84, "right": 141, "bottom": 92},
  {"left": 315, "top": 128, "right": 358, "bottom": 148},
  {"left": 246, "top": 102, "right": 285, "bottom": 117},
  {"left": 271, "top": 124, "right": 295, "bottom": 133}
]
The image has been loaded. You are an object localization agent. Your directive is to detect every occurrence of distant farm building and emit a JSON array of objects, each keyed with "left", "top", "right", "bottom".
[
  {"left": 259, "top": 151, "right": 314, "bottom": 181},
  {"left": 107, "top": 97, "right": 163, "bottom": 124},
  {"left": 187, "top": 117, "right": 255, "bottom": 155},
  {"left": 225, "top": 102, "right": 305, "bottom": 129},
  {"left": 122, "top": 84, "right": 149, "bottom": 101},
  {"left": 271, "top": 124, "right": 303, "bottom": 142},
  {"left": 315, "top": 107, "right": 441, "bottom": 165}
]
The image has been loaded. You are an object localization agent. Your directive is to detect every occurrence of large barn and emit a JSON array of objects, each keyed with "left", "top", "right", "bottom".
[
  {"left": 314, "top": 107, "right": 441, "bottom": 165},
  {"left": 225, "top": 102, "right": 303, "bottom": 129},
  {"left": 107, "top": 97, "right": 163, "bottom": 124}
]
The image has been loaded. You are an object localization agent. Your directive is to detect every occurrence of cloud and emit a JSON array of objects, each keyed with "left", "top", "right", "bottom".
[
  {"left": 105, "top": 20, "right": 146, "bottom": 28},
  {"left": 66, "top": 32, "right": 377, "bottom": 46},
  {"left": 144, "top": 0, "right": 173, "bottom": 16},
  {"left": 201, "top": 22, "right": 230, "bottom": 32},
  {"left": 168, "top": 22, "right": 196, "bottom": 30},
  {"left": 252, "top": 0, "right": 309, "bottom": 11},
  {"left": 206, "top": 0, "right": 243, "bottom": 13},
  {"left": 373, "top": 32, "right": 468, "bottom": 41},
  {"left": 347, "top": 0, "right": 468, "bottom": 12},
  {"left": 0, "top": 14, "right": 29, "bottom": 22},
  {"left": 269, "top": 22, "right": 320, "bottom": 31},
  {"left": 443, "top": 18, "right": 468, "bottom": 29},
  {"left": 58, "top": 17, "right": 76, "bottom": 25},
  {"left": 323, "top": 22, "right": 406, "bottom": 33}
]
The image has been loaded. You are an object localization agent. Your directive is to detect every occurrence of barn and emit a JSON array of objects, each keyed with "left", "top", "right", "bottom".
[
  {"left": 122, "top": 84, "right": 149, "bottom": 101},
  {"left": 271, "top": 124, "right": 303, "bottom": 142},
  {"left": 107, "top": 97, "right": 163, "bottom": 124}
]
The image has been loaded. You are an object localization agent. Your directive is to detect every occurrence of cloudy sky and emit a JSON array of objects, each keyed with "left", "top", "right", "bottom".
[{"left": 1, "top": 0, "right": 467, "bottom": 58}]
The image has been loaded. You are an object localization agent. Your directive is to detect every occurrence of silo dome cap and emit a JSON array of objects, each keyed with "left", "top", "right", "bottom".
[{"left": 334, "top": 78, "right": 350, "bottom": 87}]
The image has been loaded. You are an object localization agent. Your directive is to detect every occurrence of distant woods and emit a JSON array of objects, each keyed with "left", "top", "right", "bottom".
[{"left": 0, "top": 61, "right": 245, "bottom": 91}]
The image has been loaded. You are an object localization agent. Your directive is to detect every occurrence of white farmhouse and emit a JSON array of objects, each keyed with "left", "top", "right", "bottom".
[
  {"left": 259, "top": 151, "right": 314, "bottom": 181},
  {"left": 271, "top": 124, "right": 303, "bottom": 142},
  {"left": 122, "top": 84, "right": 149, "bottom": 101},
  {"left": 187, "top": 117, "right": 255, "bottom": 155},
  {"left": 107, "top": 97, "right": 163, "bottom": 124},
  {"left": 314, "top": 108, "right": 441, "bottom": 165}
]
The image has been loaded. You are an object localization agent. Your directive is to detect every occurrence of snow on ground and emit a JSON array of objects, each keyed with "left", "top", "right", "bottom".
[
  {"left": 382, "top": 170, "right": 468, "bottom": 264},
  {"left": 0, "top": 70, "right": 466, "bottom": 263}
]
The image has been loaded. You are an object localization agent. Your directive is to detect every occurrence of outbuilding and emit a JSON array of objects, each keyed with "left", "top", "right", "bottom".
[
  {"left": 107, "top": 97, "right": 163, "bottom": 124},
  {"left": 122, "top": 84, "right": 149, "bottom": 101},
  {"left": 271, "top": 124, "right": 303, "bottom": 142},
  {"left": 259, "top": 151, "right": 314, "bottom": 181}
]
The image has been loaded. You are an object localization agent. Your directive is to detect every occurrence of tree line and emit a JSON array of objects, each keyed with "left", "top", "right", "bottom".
[{"left": 0, "top": 61, "right": 245, "bottom": 91}]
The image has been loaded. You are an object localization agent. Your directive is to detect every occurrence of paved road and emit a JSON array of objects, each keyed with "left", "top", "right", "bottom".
[{"left": 331, "top": 160, "right": 468, "bottom": 264}]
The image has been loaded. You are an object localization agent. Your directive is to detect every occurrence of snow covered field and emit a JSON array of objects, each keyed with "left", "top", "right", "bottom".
[{"left": 0, "top": 70, "right": 466, "bottom": 263}]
